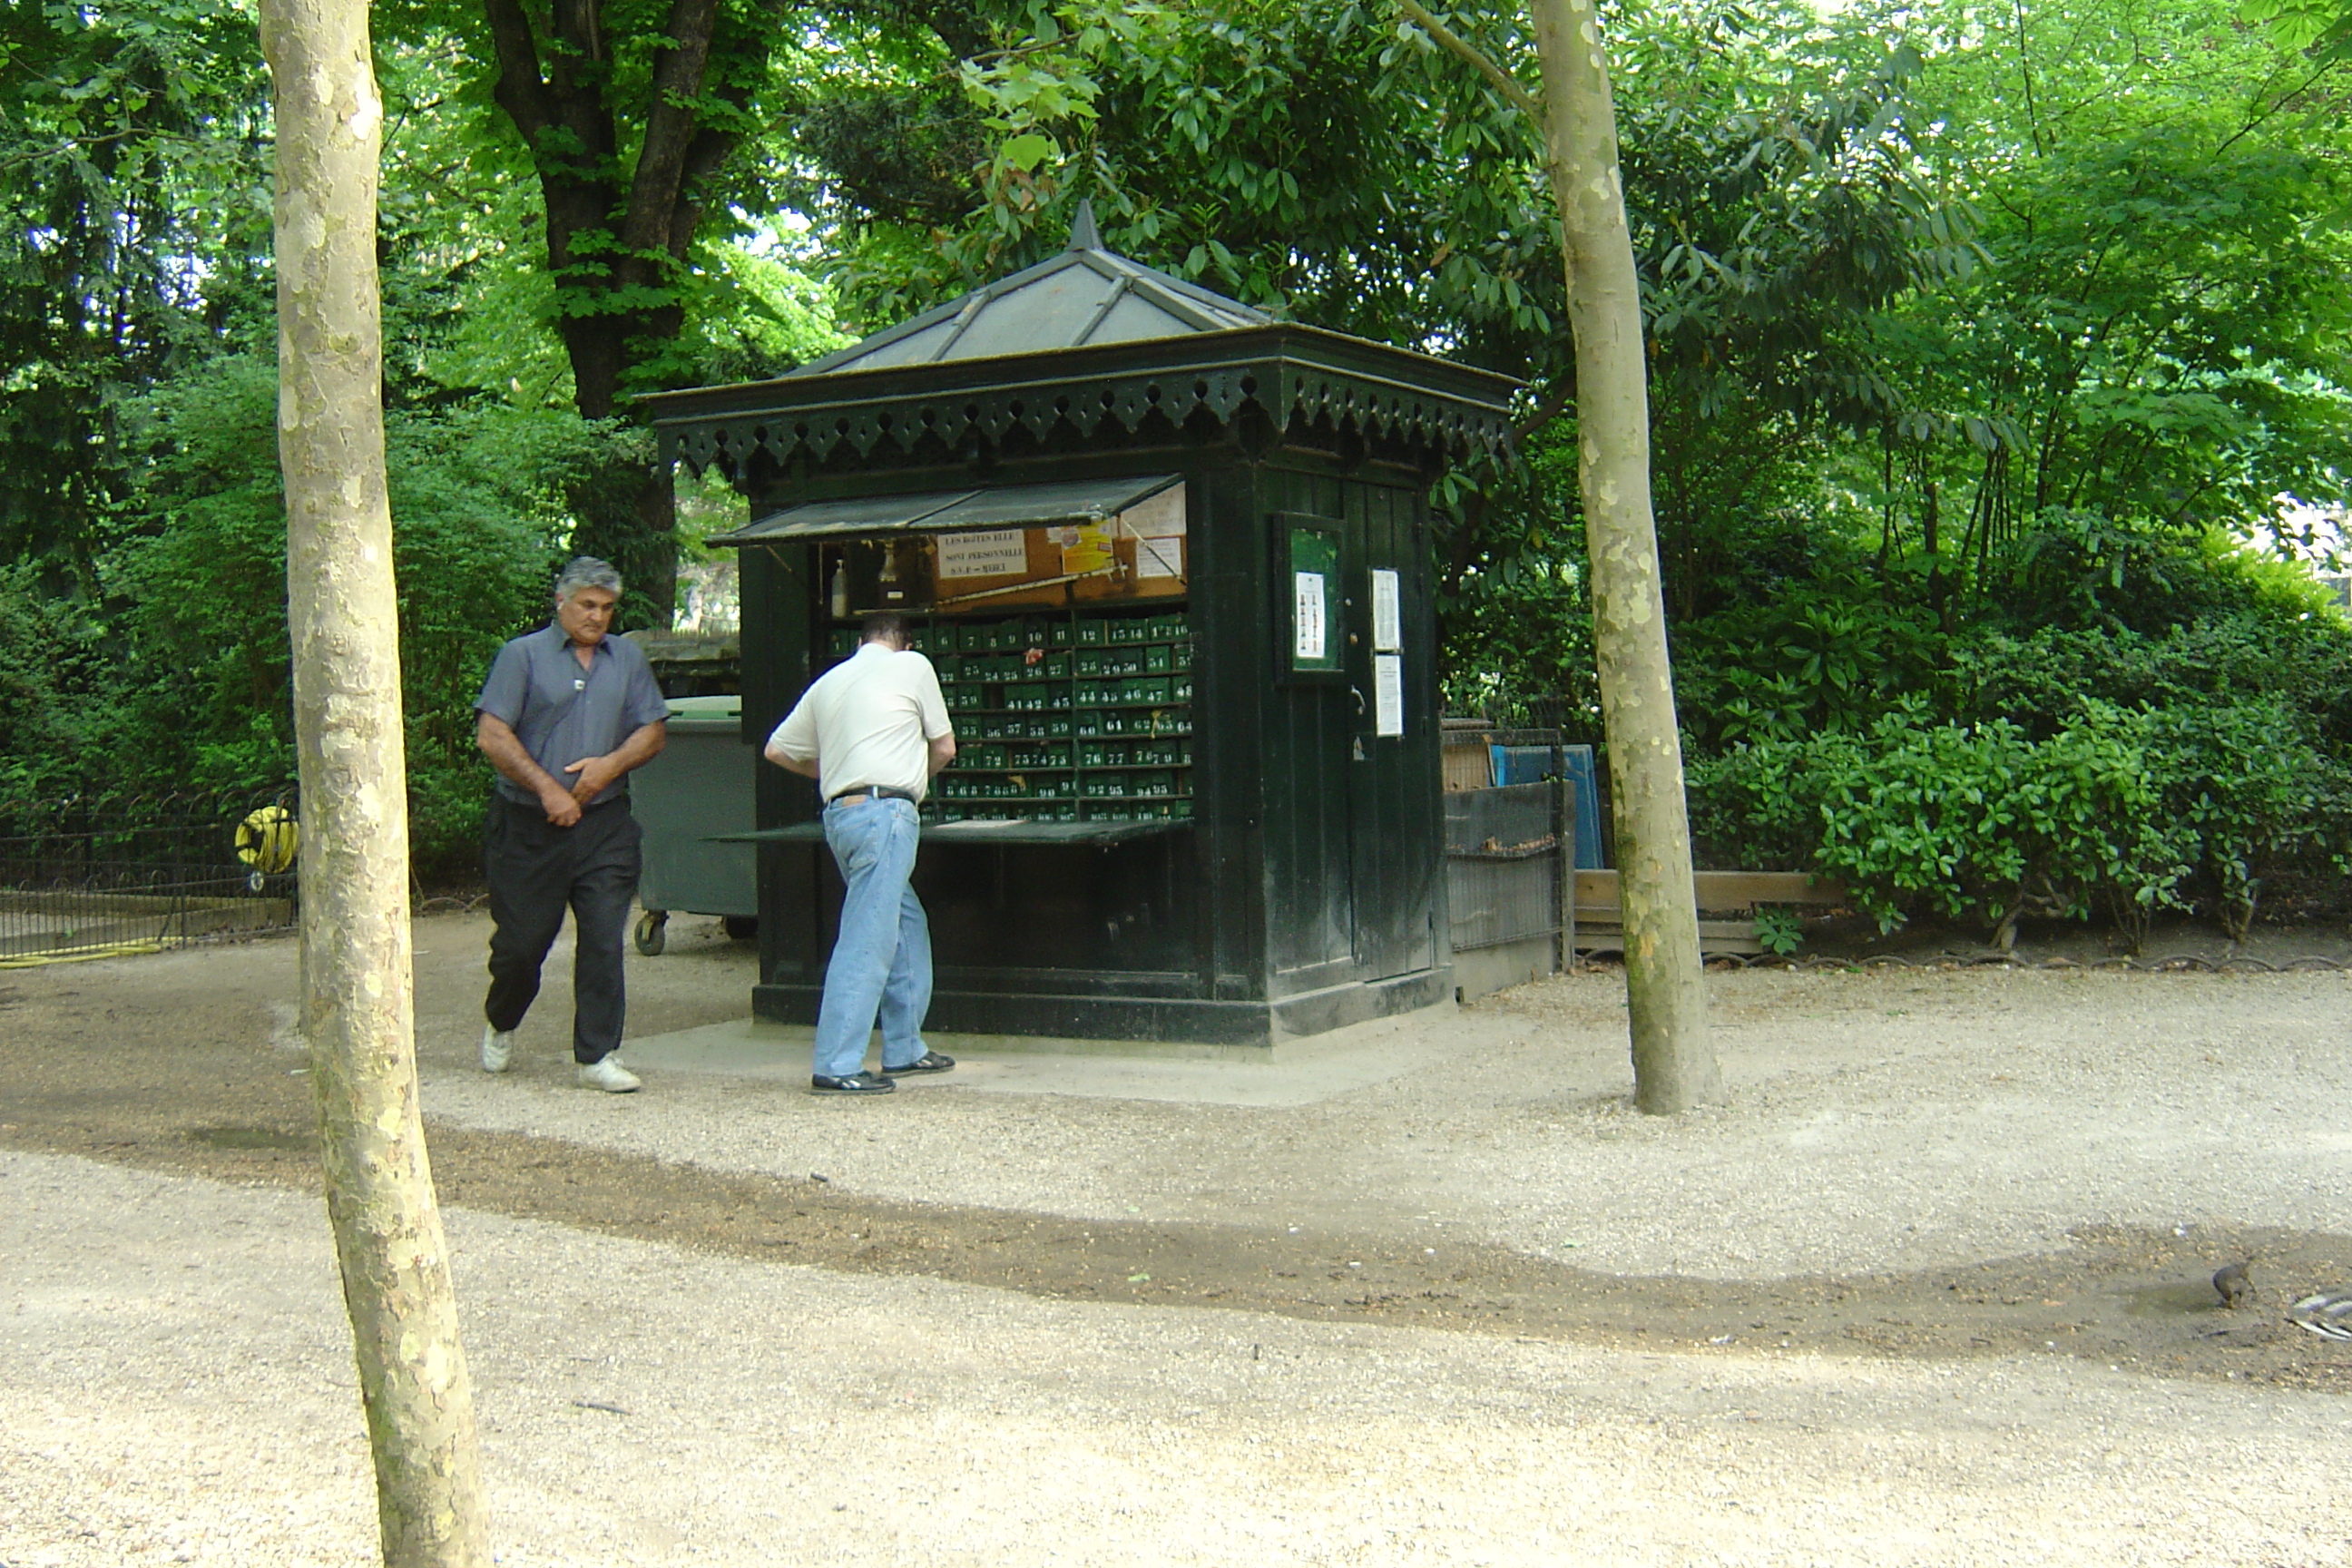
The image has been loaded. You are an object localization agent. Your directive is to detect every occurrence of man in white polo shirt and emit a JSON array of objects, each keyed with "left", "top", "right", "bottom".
[{"left": 764, "top": 610, "right": 957, "bottom": 1095}]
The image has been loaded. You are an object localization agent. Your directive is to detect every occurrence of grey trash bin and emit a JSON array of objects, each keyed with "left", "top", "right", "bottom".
[{"left": 631, "top": 694, "right": 758, "bottom": 954}]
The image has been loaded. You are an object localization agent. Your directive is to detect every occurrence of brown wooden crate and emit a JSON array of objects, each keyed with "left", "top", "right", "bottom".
[{"left": 1441, "top": 740, "right": 1493, "bottom": 792}]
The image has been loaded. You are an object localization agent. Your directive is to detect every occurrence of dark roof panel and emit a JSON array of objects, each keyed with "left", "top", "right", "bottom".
[{"left": 790, "top": 206, "right": 1269, "bottom": 378}]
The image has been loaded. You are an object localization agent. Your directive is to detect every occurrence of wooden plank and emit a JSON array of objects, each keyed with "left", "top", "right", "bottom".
[
  {"left": 1573, "top": 868, "right": 1843, "bottom": 914},
  {"left": 1441, "top": 740, "right": 1493, "bottom": 791},
  {"left": 1572, "top": 916, "right": 1765, "bottom": 956}
]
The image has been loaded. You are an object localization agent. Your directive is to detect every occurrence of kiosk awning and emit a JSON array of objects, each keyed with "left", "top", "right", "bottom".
[{"left": 710, "top": 475, "right": 1181, "bottom": 546}]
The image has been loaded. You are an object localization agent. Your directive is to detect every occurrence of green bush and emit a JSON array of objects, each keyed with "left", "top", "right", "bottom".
[
  {"left": 2138, "top": 700, "right": 2352, "bottom": 937},
  {"left": 1691, "top": 692, "right": 2349, "bottom": 943},
  {"left": 1950, "top": 614, "right": 2352, "bottom": 750},
  {"left": 16, "top": 352, "right": 626, "bottom": 869},
  {"left": 0, "top": 565, "right": 111, "bottom": 804},
  {"left": 1692, "top": 704, "right": 2184, "bottom": 941},
  {"left": 1674, "top": 580, "right": 1945, "bottom": 747}
]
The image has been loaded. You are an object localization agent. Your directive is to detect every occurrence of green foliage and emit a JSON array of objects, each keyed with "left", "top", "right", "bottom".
[
  {"left": 0, "top": 563, "right": 110, "bottom": 802},
  {"left": 0, "top": 0, "right": 272, "bottom": 568},
  {"left": 13, "top": 352, "right": 627, "bottom": 867},
  {"left": 2140, "top": 699, "right": 2352, "bottom": 936},
  {"left": 1441, "top": 545, "right": 1600, "bottom": 728},
  {"left": 1752, "top": 906, "right": 1805, "bottom": 956},
  {"left": 1690, "top": 705, "right": 2190, "bottom": 937},
  {"left": 1692, "top": 674, "right": 2352, "bottom": 941},
  {"left": 1952, "top": 612, "right": 2352, "bottom": 744},
  {"left": 2240, "top": 0, "right": 2352, "bottom": 56},
  {"left": 1676, "top": 579, "right": 1945, "bottom": 747},
  {"left": 1842, "top": 0, "right": 2352, "bottom": 615}
]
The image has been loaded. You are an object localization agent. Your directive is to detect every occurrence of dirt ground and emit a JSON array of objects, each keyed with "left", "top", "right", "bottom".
[{"left": 5, "top": 915, "right": 2351, "bottom": 1563}]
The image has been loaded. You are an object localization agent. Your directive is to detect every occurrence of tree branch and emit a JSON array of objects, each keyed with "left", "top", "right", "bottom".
[
  {"left": 620, "top": 0, "right": 722, "bottom": 260},
  {"left": 479, "top": 0, "right": 554, "bottom": 145},
  {"left": 665, "top": 125, "right": 740, "bottom": 256},
  {"left": 1514, "top": 376, "right": 1575, "bottom": 441},
  {"left": 1395, "top": 0, "right": 1545, "bottom": 132}
]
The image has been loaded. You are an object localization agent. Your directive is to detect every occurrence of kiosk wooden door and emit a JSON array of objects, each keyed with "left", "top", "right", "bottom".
[{"left": 1347, "top": 491, "right": 1436, "bottom": 981}]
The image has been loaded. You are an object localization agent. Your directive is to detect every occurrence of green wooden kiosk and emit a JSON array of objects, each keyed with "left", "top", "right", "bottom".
[{"left": 643, "top": 209, "right": 1516, "bottom": 1044}]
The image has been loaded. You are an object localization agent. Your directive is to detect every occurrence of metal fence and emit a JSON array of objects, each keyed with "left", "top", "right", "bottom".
[
  {"left": 0, "top": 789, "right": 299, "bottom": 966},
  {"left": 1445, "top": 779, "right": 1564, "bottom": 953}
]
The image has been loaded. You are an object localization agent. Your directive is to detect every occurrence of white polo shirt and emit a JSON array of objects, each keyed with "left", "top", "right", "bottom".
[{"left": 768, "top": 643, "right": 953, "bottom": 803}]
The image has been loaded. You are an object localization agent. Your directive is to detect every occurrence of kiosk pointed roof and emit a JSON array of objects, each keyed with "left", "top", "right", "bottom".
[{"left": 790, "top": 201, "right": 1270, "bottom": 377}]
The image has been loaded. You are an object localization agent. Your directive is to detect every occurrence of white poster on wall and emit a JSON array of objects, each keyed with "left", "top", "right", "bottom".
[
  {"left": 1135, "top": 536, "right": 1186, "bottom": 579},
  {"left": 1294, "top": 572, "right": 1328, "bottom": 662},
  {"left": 1120, "top": 485, "right": 1187, "bottom": 539},
  {"left": 1373, "top": 653, "right": 1405, "bottom": 737},
  {"left": 934, "top": 528, "right": 1028, "bottom": 579},
  {"left": 1122, "top": 484, "right": 1188, "bottom": 580},
  {"left": 1370, "top": 568, "right": 1402, "bottom": 652}
]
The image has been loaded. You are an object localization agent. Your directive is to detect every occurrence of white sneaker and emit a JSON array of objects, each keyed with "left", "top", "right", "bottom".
[
  {"left": 481, "top": 1024, "right": 514, "bottom": 1073},
  {"left": 577, "top": 1055, "right": 642, "bottom": 1093}
]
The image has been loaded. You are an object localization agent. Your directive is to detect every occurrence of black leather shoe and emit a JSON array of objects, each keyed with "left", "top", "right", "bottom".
[
  {"left": 809, "top": 1072, "right": 897, "bottom": 1095},
  {"left": 879, "top": 1051, "right": 955, "bottom": 1075}
]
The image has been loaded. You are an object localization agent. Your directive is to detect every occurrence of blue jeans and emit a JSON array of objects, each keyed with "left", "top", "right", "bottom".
[{"left": 813, "top": 796, "right": 933, "bottom": 1078}]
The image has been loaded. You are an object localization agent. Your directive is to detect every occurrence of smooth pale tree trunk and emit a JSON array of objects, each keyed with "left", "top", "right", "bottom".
[
  {"left": 1526, "top": 0, "right": 1719, "bottom": 1112},
  {"left": 259, "top": 1, "right": 493, "bottom": 1561}
]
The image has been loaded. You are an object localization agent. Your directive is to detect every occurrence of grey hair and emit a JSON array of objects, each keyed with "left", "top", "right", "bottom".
[{"left": 554, "top": 556, "right": 623, "bottom": 605}]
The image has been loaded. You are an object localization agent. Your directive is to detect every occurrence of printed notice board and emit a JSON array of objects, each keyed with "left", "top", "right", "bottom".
[{"left": 1287, "top": 525, "right": 1341, "bottom": 674}]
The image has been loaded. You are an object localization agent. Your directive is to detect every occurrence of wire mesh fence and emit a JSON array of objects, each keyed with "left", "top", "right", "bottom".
[{"left": 0, "top": 788, "right": 299, "bottom": 966}]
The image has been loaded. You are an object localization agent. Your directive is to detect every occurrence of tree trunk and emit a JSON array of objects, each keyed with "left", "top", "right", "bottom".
[
  {"left": 259, "top": 2, "right": 494, "bottom": 1562},
  {"left": 1527, "top": 0, "right": 1718, "bottom": 1112}
]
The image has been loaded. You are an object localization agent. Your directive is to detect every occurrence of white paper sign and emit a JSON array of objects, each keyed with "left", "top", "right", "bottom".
[
  {"left": 934, "top": 528, "right": 1028, "bottom": 579},
  {"left": 1370, "top": 568, "right": 1402, "bottom": 652},
  {"left": 1373, "top": 653, "right": 1405, "bottom": 737},
  {"left": 1120, "top": 485, "right": 1187, "bottom": 539},
  {"left": 1135, "top": 535, "right": 1185, "bottom": 579},
  {"left": 1293, "top": 572, "right": 1328, "bottom": 662}
]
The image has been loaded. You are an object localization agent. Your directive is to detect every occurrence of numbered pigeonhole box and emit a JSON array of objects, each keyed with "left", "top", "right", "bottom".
[{"left": 645, "top": 206, "right": 1517, "bottom": 1045}]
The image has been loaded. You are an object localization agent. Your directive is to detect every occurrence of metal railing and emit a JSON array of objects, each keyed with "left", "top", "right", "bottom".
[{"left": 0, "top": 788, "right": 299, "bottom": 966}]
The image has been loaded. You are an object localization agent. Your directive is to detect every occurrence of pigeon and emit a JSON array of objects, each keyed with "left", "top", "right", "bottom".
[
  {"left": 2212, "top": 1261, "right": 2253, "bottom": 1309},
  {"left": 2288, "top": 1291, "right": 2352, "bottom": 1342}
]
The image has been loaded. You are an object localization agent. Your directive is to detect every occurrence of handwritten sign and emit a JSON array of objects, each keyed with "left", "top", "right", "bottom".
[{"left": 934, "top": 529, "right": 1028, "bottom": 580}]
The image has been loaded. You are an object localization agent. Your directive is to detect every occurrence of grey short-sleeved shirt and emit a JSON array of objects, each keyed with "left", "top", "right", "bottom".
[{"left": 475, "top": 625, "right": 669, "bottom": 806}]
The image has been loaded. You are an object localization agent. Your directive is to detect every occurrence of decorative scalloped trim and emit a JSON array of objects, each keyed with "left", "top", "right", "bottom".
[{"left": 661, "top": 363, "right": 1512, "bottom": 475}]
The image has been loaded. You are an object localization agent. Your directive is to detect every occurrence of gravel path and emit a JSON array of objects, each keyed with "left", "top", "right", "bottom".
[
  {"left": 5, "top": 917, "right": 2351, "bottom": 1563},
  {"left": 7, "top": 1149, "right": 2349, "bottom": 1568},
  {"left": 416, "top": 946, "right": 2352, "bottom": 1279}
]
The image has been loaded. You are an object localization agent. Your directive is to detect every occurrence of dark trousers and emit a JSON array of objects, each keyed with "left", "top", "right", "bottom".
[{"left": 483, "top": 797, "right": 642, "bottom": 1063}]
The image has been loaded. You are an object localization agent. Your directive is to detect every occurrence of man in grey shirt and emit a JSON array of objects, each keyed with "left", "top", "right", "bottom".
[{"left": 474, "top": 557, "right": 669, "bottom": 1091}]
